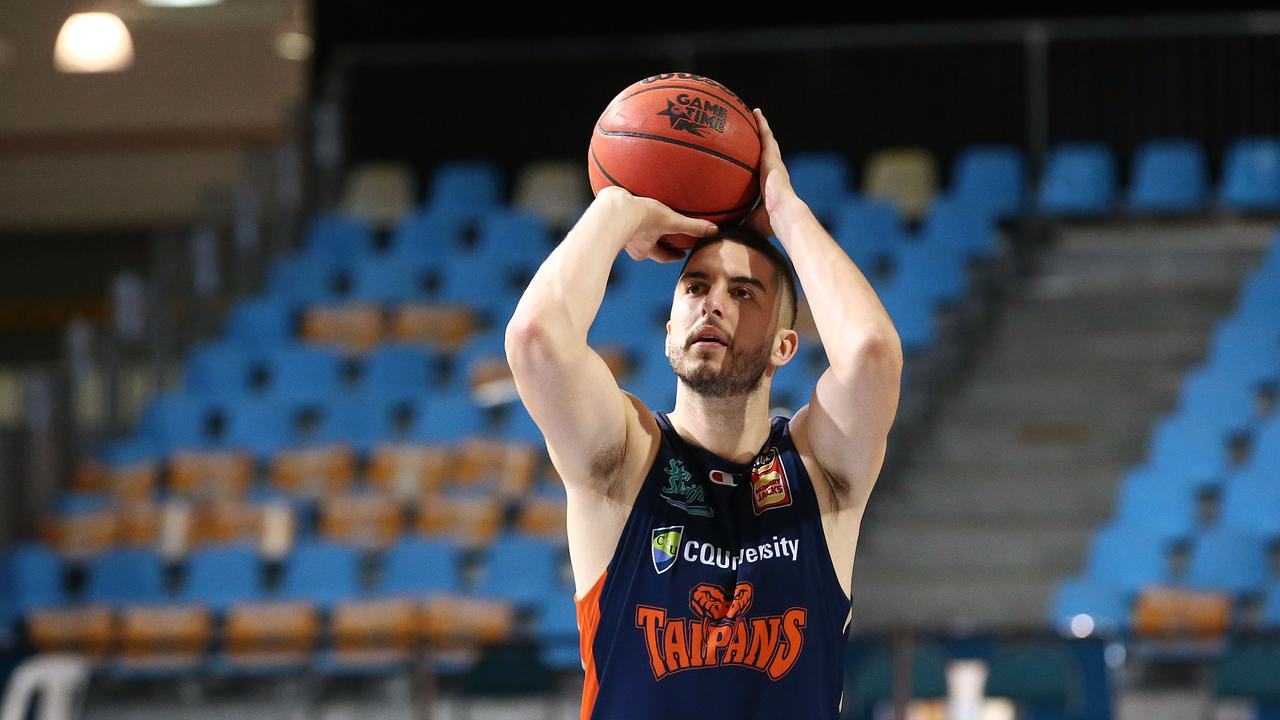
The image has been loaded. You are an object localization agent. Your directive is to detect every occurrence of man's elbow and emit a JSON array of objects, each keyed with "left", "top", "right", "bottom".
[{"left": 832, "top": 329, "right": 903, "bottom": 386}]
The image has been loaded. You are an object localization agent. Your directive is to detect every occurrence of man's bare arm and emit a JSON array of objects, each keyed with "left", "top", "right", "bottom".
[
  {"left": 504, "top": 187, "right": 717, "bottom": 494},
  {"left": 745, "top": 109, "right": 904, "bottom": 511}
]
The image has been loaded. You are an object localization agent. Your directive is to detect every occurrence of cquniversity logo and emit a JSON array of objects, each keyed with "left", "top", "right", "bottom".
[{"left": 652, "top": 526, "right": 684, "bottom": 575}]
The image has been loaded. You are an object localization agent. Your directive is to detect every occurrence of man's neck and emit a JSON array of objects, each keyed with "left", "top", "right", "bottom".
[{"left": 666, "top": 379, "right": 773, "bottom": 465}]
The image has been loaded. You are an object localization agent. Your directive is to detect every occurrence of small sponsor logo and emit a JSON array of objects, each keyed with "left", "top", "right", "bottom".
[
  {"left": 651, "top": 526, "right": 683, "bottom": 575},
  {"left": 708, "top": 469, "right": 737, "bottom": 487},
  {"left": 750, "top": 447, "right": 793, "bottom": 515},
  {"left": 659, "top": 459, "right": 714, "bottom": 517},
  {"left": 656, "top": 94, "right": 728, "bottom": 137}
]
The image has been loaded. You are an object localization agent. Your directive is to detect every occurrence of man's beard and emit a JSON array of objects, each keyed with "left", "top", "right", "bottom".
[{"left": 666, "top": 334, "right": 771, "bottom": 398}]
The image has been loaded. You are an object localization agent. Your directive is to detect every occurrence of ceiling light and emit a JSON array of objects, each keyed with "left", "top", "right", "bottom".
[{"left": 54, "top": 12, "right": 134, "bottom": 74}]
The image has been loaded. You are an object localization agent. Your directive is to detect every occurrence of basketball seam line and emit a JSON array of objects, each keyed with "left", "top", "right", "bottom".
[
  {"left": 590, "top": 148, "right": 757, "bottom": 217},
  {"left": 617, "top": 85, "right": 756, "bottom": 129},
  {"left": 594, "top": 125, "right": 757, "bottom": 175}
]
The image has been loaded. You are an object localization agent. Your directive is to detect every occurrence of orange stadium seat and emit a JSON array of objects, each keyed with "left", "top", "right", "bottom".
[
  {"left": 418, "top": 594, "right": 515, "bottom": 652},
  {"left": 169, "top": 450, "right": 254, "bottom": 503},
  {"left": 40, "top": 509, "right": 118, "bottom": 558},
  {"left": 27, "top": 606, "right": 115, "bottom": 659},
  {"left": 222, "top": 600, "right": 320, "bottom": 670},
  {"left": 388, "top": 303, "right": 476, "bottom": 350},
  {"left": 367, "top": 443, "right": 454, "bottom": 501},
  {"left": 1133, "top": 586, "right": 1233, "bottom": 638},
  {"left": 117, "top": 605, "right": 212, "bottom": 673},
  {"left": 320, "top": 494, "right": 404, "bottom": 549},
  {"left": 515, "top": 496, "right": 568, "bottom": 542},
  {"left": 270, "top": 444, "right": 357, "bottom": 499},
  {"left": 452, "top": 438, "right": 540, "bottom": 500},
  {"left": 329, "top": 597, "right": 419, "bottom": 666},
  {"left": 303, "top": 303, "right": 385, "bottom": 353},
  {"left": 416, "top": 495, "right": 504, "bottom": 548}
]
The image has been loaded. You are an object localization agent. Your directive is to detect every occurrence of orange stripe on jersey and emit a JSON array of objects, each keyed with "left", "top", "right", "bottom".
[{"left": 575, "top": 569, "right": 608, "bottom": 720}]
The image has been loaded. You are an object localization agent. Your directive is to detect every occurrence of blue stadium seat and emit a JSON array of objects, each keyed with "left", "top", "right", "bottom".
[
  {"left": 137, "top": 392, "right": 220, "bottom": 455},
  {"left": 313, "top": 389, "right": 418, "bottom": 454},
  {"left": 409, "top": 389, "right": 485, "bottom": 443},
  {"left": 376, "top": 536, "right": 461, "bottom": 598},
  {"left": 361, "top": 346, "right": 435, "bottom": 393},
  {"left": 1141, "top": 415, "right": 1233, "bottom": 492},
  {"left": 1221, "top": 137, "right": 1280, "bottom": 211},
  {"left": 1206, "top": 319, "right": 1280, "bottom": 387},
  {"left": 890, "top": 245, "right": 968, "bottom": 307},
  {"left": 1172, "top": 366, "right": 1263, "bottom": 443},
  {"left": 1263, "top": 584, "right": 1280, "bottom": 628},
  {"left": 916, "top": 197, "right": 999, "bottom": 261},
  {"left": 449, "top": 329, "right": 510, "bottom": 390},
  {"left": 501, "top": 402, "right": 546, "bottom": 446},
  {"left": 85, "top": 548, "right": 167, "bottom": 607},
  {"left": 831, "top": 197, "right": 907, "bottom": 273},
  {"left": 279, "top": 541, "right": 361, "bottom": 610},
  {"left": 347, "top": 255, "right": 440, "bottom": 304},
  {"left": 1218, "top": 468, "right": 1280, "bottom": 541},
  {"left": 475, "top": 535, "right": 563, "bottom": 607},
  {"left": 51, "top": 492, "right": 111, "bottom": 516},
  {"left": 264, "top": 345, "right": 346, "bottom": 403},
  {"left": 388, "top": 210, "right": 468, "bottom": 259},
  {"left": 1084, "top": 523, "right": 1173, "bottom": 598},
  {"left": 179, "top": 544, "right": 263, "bottom": 613},
  {"left": 221, "top": 396, "right": 296, "bottom": 461},
  {"left": 304, "top": 214, "right": 376, "bottom": 258},
  {"left": 437, "top": 254, "right": 525, "bottom": 319},
  {"left": 611, "top": 253, "right": 684, "bottom": 303},
  {"left": 225, "top": 297, "right": 295, "bottom": 349},
  {"left": 471, "top": 210, "right": 552, "bottom": 264},
  {"left": 425, "top": 161, "right": 503, "bottom": 219},
  {"left": 951, "top": 145, "right": 1025, "bottom": 219},
  {"left": 1129, "top": 139, "right": 1208, "bottom": 213},
  {"left": 536, "top": 592, "right": 582, "bottom": 670},
  {"left": 265, "top": 252, "right": 349, "bottom": 306},
  {"left": 1248, "top": 416, "right": 1280, "bottom": 473},
  {"left": 1049, "top": 576, "right": 1131, "bottom": 635},
  {"left": 787, "top": 153, "right": 852, "bottom": 221},
  {"left": 1236, "top": 271, "right": 1280, "bottom": 325},
  {"left": 1185, "top": 527, "right": 1269, "bottom": 596},
  {"left": 9, "top": 543, "right": 67, "bottom": 613},
  {"left": 587, "top": 295, "right": 657, "bottom": 352},
  {"left": 185, "top": 342, "right": 255, "bottom": 395},
  {"left": 877, "top": 279, "right": 937, "bottom": 354},
  {"left": 1111, "top": 471, "right": 1199, "bottom": 544},
  {"left": 98, "top": 437, "right": 160, "bottom": 468},
  {"left": 1038, "top": 143, "right": 1117, "bottom": 216}
]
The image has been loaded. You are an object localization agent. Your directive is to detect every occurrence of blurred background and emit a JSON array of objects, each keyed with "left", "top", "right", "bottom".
[{"left": 1, "top": 3, "right": 1279, "bottom": 719}]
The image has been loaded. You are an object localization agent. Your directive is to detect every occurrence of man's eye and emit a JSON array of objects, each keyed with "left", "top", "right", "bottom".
[
  {"left": 735, "top": 288, "right": 753, "bottom": 299},
  {"left": 686, "top": 283, "right": 704, "bottom": 293}
]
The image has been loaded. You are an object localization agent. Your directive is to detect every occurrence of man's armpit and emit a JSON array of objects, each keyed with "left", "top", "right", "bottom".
[{"left": 587, "top": 422, "right": 629, "bottom": 503}]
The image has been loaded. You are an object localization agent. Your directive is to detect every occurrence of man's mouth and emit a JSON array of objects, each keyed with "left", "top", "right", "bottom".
[{"left": 689, "top": 325, "right": 729, "bottom": 348}]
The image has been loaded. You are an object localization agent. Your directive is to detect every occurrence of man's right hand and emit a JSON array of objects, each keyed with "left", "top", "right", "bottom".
[{"left": 594, "top": 186, "right": 719, "bottom": 263}]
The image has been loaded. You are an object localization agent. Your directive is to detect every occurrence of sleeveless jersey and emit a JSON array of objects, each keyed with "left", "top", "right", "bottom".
[{"left": 574, "top": 410, "right": 853, "bottom": 720}]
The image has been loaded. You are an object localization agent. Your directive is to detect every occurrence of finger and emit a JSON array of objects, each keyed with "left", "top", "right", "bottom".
[
  {"left": 650, "top": 243, "right": 686, "bottom": 263},
  {"left": 662, "top": 207, "right": 718, "bottom": 238}
]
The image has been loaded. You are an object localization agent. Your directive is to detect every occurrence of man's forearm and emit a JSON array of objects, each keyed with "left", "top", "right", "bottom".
[
  {"left": 508, "top": 190, "right": 642, "bottom": 347},
  {"left": 771, "top": 199, "right": 903, "bottom": 377}
]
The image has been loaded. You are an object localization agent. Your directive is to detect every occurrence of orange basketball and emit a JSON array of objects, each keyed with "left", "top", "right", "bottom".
[{"left": 588, "top": 72, "right": 761, "bottom": 249}]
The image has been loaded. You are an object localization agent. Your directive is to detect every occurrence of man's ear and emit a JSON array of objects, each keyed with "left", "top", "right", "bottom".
[
  {"left": 666, "top": 320, "right": 671, "bottom": 334},
  {"left": 772, "top": 328, "right": 799, "bottom": 367}
]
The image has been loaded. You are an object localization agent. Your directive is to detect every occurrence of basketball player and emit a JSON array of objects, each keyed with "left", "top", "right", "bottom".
[{"left": 505, "top": 109, "right": 902, "bottom": 719}]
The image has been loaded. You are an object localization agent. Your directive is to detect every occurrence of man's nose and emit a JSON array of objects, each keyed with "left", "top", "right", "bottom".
[{"left": 700, "top": 286, "right": 727, "bottom": 318}]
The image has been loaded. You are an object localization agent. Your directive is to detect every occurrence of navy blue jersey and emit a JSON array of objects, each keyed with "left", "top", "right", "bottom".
[{"left": 575, "top": 410, "right": 853, "bottom": 719}]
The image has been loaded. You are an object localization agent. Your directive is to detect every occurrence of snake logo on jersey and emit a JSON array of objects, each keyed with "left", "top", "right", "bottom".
[{"left": 633, "top": 581, "right": 808, "bottom": 682}]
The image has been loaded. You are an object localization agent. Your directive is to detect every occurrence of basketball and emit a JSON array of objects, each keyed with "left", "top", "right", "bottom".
[{"left": 588, "top": 72, "right": 762, "bottom": 249}]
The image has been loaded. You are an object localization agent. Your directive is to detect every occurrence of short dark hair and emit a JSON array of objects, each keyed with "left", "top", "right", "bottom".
[{"left": 679, "top": 225, "right": 799, "bottom": 329}]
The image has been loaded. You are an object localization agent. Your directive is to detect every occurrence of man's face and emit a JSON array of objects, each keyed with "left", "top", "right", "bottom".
[{"left": 666, "top": 241, "right": 780, "bottom": 398}]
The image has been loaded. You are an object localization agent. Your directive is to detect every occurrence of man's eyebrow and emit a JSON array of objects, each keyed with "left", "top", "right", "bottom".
[{"left": 679, "top": 270, "right": 768, "bottom": 292}]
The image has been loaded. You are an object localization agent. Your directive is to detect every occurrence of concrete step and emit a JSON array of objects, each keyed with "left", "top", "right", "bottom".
[
  {"left": 855, "top": 520, "right": 1095, "bottom": 574},
  {"left": 849, "top": 574, "right": 1055, "bottom": 631}
]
